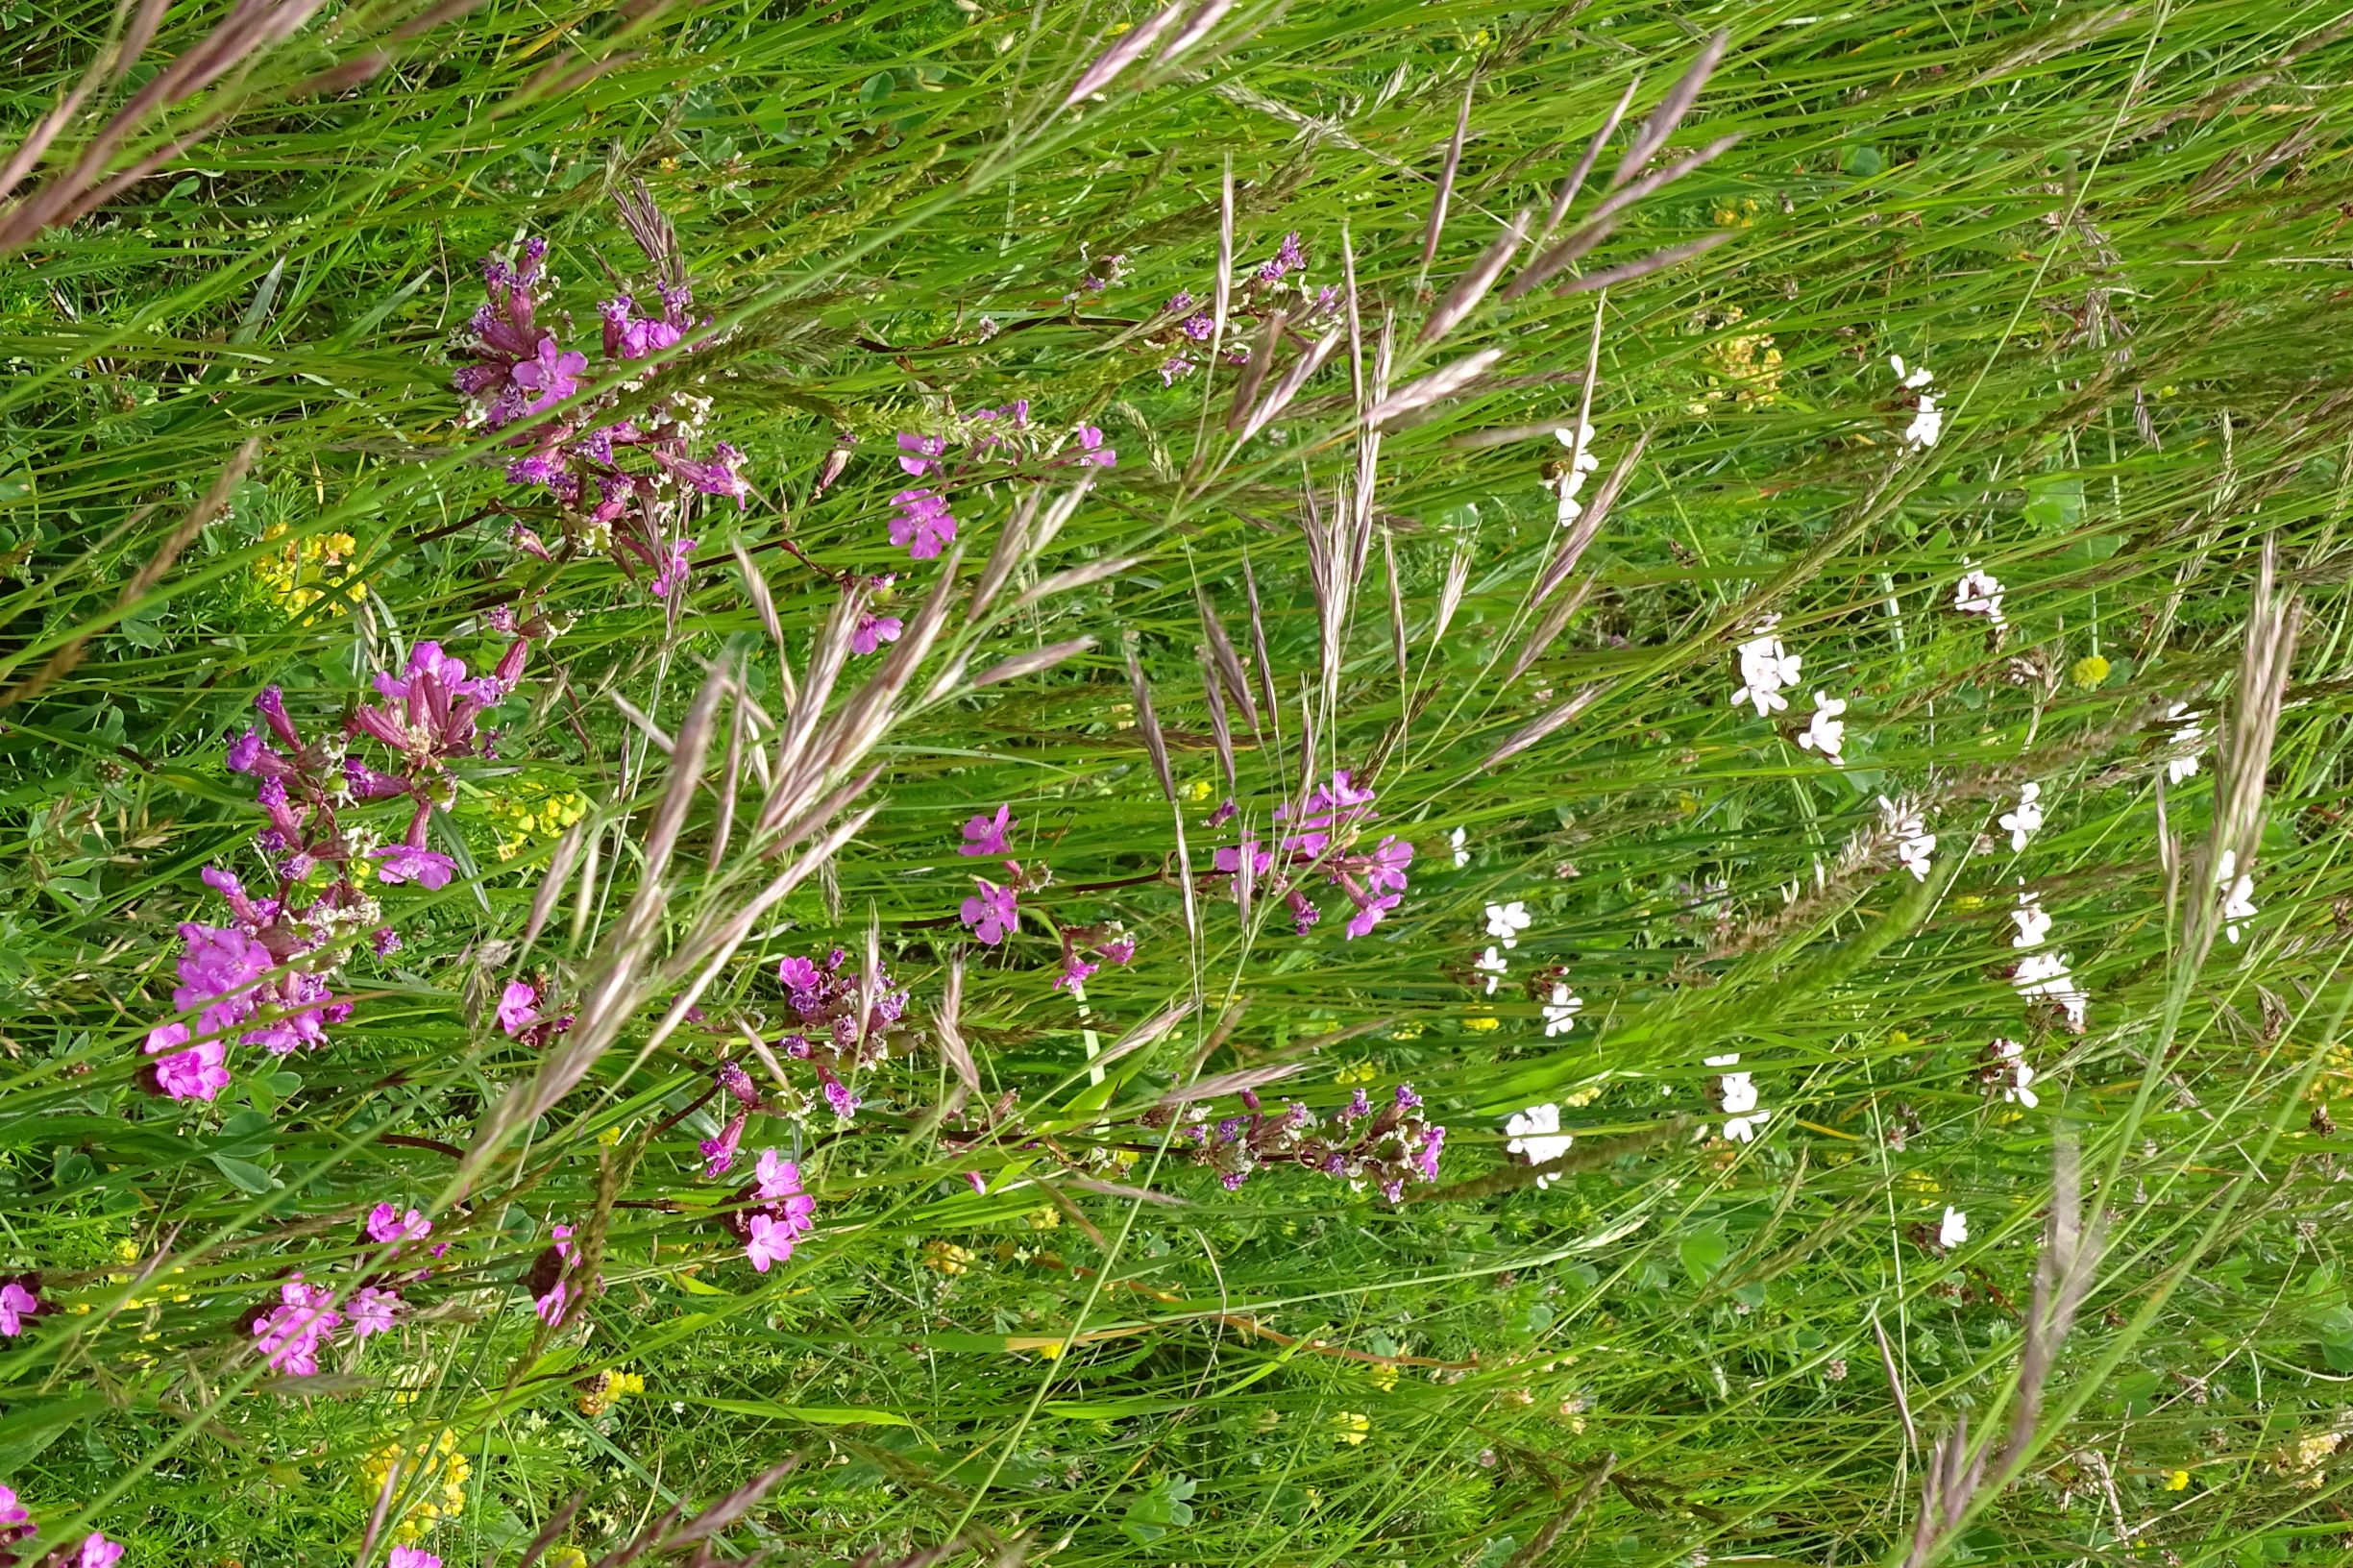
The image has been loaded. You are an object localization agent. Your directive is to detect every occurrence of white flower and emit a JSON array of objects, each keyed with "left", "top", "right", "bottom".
[
  {"left": 2217, "top": 849, "right": 2257, "bottom": 944},
  {"left": 1952, "top": 566, "right": 2005, "bottom": 627},
  {"left": 1506, "top": 1102, "right": 1575, "bottom": 1188},
  {"left": 1448, "top": 826, "right": 1470, "bottom": 869},
  {"left": 1484, "top": 900, "right": 1532, "bottom": 949},
  {"left": 2011, "top": 888, "right": 2052, "bottom": 949},
  {"left": 1999, "top": 782, "right": 2044, "bottom": 853},
  {"left": 1878, "top": 796, "right": 1935, "bottom": 882},
  {"left": 1903, "top": 393, "right": 1944, "bottom": 450},
  {"left": 1723, "top": 1108, "right": 1772, "bottom": 1141},
  {"left": 1988, "top": 1037, "right": 2039, "bottom": 1110},
  {"left": 1703, "top": 1051, "right": 1741, "bottom": 1067},
  {"left": 1939, "top": 1206, "right": 1969, "bottom": 1248},
  {"left": 2166, "top": 702, "right": 2203, "bottom": 785},
  {"left": 1731, "top": 619, "right": 1802, "bottom": 717},
  {"left": 1541, "top": 982, "right": 1582, "bottom": 1037},
  {"left": 1890, "top": 354, "right": 1934, "bottom": 391},
  {"left": 1473, "top": 945, "right": 1508, "bottom": 995},
  {"left": 1548, "top": 422, "right": 1602, "bottom": 526},
  {"left": 1718, "top": 1071, "right": 1759, "bottom": 1115},
  {"left": 1797, "top": 692, "right": 1848, "bottom": 765},
  {"left": 1712, "top": 1058, "right": 1771, "bottom": 1139},
  {"left": 2014, "top": 949, "right": 2089, "bottom": 1032}
]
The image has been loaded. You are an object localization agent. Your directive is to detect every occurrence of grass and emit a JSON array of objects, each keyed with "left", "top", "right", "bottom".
[{"left": 6, "top": 0, "right": 2353, "bottom": 1564}]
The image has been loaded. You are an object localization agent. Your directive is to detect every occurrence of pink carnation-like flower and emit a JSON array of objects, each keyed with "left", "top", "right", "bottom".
[
  {"left": 511, "top": 334, "right": 587, "bottom": 414},
  {"left": 745, "top": 1213, "right": 798, "bottom": 1273},
  {"left": 68, "top": 1532, "right": 126, "bottom": 1568},
  {"left": 372, "top": 844, "right": 457, "bottom": 890},
  {"left": 959, "top": 879, "right": 1018, "bottom": 944},
  {"left": 144, "top": 1033, "right": 231, "bottom": 1103},
  {"left": 851, "top": 612, "right": 903, "bottom": 656},
  {"left": 0, "top": 1279, "right": 41, "bottom": 1336},
  {"left": 497, "top": 980, "right": 541, "bottom": 1037},
  {"left": 366, "top": 1203, "right": 431, "bottom": 1244},
  {"left": 390, "top": 1548, "right": 444, "bottom": 1568},
  {"left": 958, "top": 804, "right": 1014, "bottom": 857},
  {"left": 348, "top": 1285, "right": 403, "bottom": 1340},
  {"left": 888, "top": 488, "right": 957, "bottom": 559}
]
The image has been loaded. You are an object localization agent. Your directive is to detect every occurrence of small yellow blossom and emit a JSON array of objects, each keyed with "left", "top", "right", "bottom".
[
  {"left": 1331, "top": 1410, "right": 1370, "bottom": 1445},
  {"left": 255, "top": 523, "right": 366, "bottom": 621},
  {"left": 1368, "top": 1362, "right": 1399, "bottom": 1392},
  {"left": 358, "top": 1429, "right": 470, "bottom": 1538},
  {"left": 1335, "top": 1061, "right": 1379, "bottom": 1086},
  {"left": 1185, "top": 777, "right": 1213, "bottom": 802},
  {"left": 1026, "top": 1206, "right": 1061, "bottom": 1232},
  {"left": 2071, "top": 654, "right": 2112, "bottom": 689},
  {"left": 921, "top": 1239, "right": 973, "bottom": 1276},
  {"left": 1464, "top": 1017, "right": 1500, "bottom": 1033},
  {"left": 114, "top": 1238, "right": 141, "bottom": 1263},
  {"left": 2164, "top": 1469, "right": 2190, "bottom": 1490}
]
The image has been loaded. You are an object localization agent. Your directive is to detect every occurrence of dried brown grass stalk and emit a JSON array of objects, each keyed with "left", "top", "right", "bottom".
[
  {"left": 1608, "top": 29, "right": 1729, "bottom": 188},
  {"left": 1483, "top": 685, "right": 1602, "bottom": 768},
  {"left": 1419, "top": 72, "right": 1478, "bottom": 280},
  {"left": 1419, "top": 208, "right": 1530, "bottom": 345}
]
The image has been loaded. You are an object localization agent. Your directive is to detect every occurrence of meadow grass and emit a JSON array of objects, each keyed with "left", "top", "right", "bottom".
[{"left": 5, "top": 1, "right": 2353, "bottom": 1564}]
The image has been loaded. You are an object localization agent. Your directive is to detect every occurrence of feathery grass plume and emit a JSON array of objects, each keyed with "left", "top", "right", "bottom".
[
  {"left": 1063, "top": 0, "right": 1188, "bottom": 107},
  {"left": 1553, "top": 230, "right": 1734, "bottom": 298},
  {"left": 1607, "top": 28, "right": 1730, "bottom": 189},
  {"left": 1483, "top": 685, "right": 1602, "bottom": 769},
  {"left": 1418, "top": 71, "right": 1479, "bottom": 283},
  {"left": 1502, "top": 580, "right": 1594, "bottom": 688},
  {"left": 1236, "top": 327, "right": 1344, "bottom": 447},
  {"left": 1433, "top": 537, "right": 1474, "bottom": 646},
  {"left": 1381, "top": 527, "right": 1409, "bottom": 685},
  {"left": 1500, "top": 1455, "right": 1617, "bottom": 1568},
  {"left": 2188, "top": 535, "right": 2298, "bottom": 961},
  {"left": 1364, "top": 347, "right": 1503, "bottom": 430},
  {"left": 1154, "top": 0, "right": 1237, "bottom": 67},
  {"left": 1536, "top": 75, "right": 1642, "bottom": 245},
  {"left": 1532, "top": 431, "right": 1649, "bottom": 606},
  {"left": 1902, "top": 1139, "right": 2104, "bottom": 1568},
  {"left": 1418, "top": 207, "right": 1530, "bottom": 346},
  {"left": 971, "top": 636, "right": 1097, "bottom": 688},
  {"left": 1223, "top": 307, "right": 1288, "bottom": 430},
  {"left": 1195, "top": 588, "right": 1262, "bottom": 736}
]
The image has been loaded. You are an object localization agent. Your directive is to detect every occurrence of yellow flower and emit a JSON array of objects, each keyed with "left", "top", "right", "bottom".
[
  {"left": 254, "top": 523, "right": 365, "bottom": 621},
  {"left": 1368, "top": 1362, "right": 1399, "bottom": 1392},
  {"left": 1464, "top": 1017, "right": 1500, "bottom": 1033},
  {"left": 1335, "top": 1061, "right": 1378, "bottom": 1086},
  {"left": 546, "top": 1551, "right": 589, "bottom": 1568},
  {"left": 921, "top": 1239, "right": 973, "bottom": 1276},
  {"left": 1027, "top": 1206, "right": 1061, "bottom": 1232},
  {"left": 2165, "top": 1469, "right": 2190, "bottom": 1491},
  {"left": 1330, "top": 1410, "right": 1370, "bottom": 1445},
  {"left": 1185, "top": 777, "right": 1213, "bottom": 802},
  {"left": 114, "top": 1238, "right": 140, "bottom": 1263},
  {"left": 359, "top": 1430, "right": 469, "bottom": 1538},
  {"left": 2071, "top": 654, "right": 2112, "bottom": 689}
]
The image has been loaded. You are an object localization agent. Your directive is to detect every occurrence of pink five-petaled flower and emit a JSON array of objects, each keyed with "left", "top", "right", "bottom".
[
  {"left": 851, "top": 611, "right": 903, "bottom": 656},
  {"left": 959, "top": 879, "right": 1018, "bottom": 944},
  {"left": 1073, "top": 426, "right": 1115, "bottom": 468},
  {"left": 511, "top": 335, "right": 587, "bottom": 414},
  {"left": 753, "top": 1150, "right": 818, "bottom": 1236},
  {"left": 497, "top": 980, "right": 541, "bottom": 1037},
  {"left": 253, "top": 1276, "right": 341, "bottom": 1376},
  {"left": 144, "top": 1032, "right": 231, "bottom": 1103},
  {"left": 347, "top": 1285, "right": 403, "bottom": 1340},
  {"left": 958, "top": 804, "right": 1015, "bottom": 857},
  {"left": 776, "top": 955, "right": 821, "bottom": 992},
  {"left": 895, "top": 431, "right": 945, "bottom": 478},
  {"left": 366, "top": 1203, "right": 431, "bottom": 1244},
  {"left": 888, "top": 489, "right": 956, "bottom": 560},
  {"left": 0, "top": 1278, "right": 40, "bottom": 1335},
  {"left": 650, "top": 536, "right": 698, "bottom": 599},
  {"left": 390, "top": 1549, "right": 445, "bottom": 1568},
  {"left": 67, "top": 1532, "right": 126, "bottom": 1568},
  {"left": 745, "top": 1213, "right": 799, "bottom": 1273},
  {"left": 0, "top": 1483, "right": 30, "bottom": 1545},
  {"left": 372, "top": 844, "right": 457, "bottom": 890}
]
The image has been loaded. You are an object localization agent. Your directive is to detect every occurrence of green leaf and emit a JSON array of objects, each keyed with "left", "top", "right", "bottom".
[
  {"left": 673, "top": 1397, "right": 913, "bottom": 1427},
  {"left": 208, "top": 1154, "right": 279, "bottom": 1194},
  {"left": 1679, "top": 1227, "right": 1729, "bottom": 1285}
]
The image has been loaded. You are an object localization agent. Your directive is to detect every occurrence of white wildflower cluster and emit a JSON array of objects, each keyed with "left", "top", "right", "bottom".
[
  {"left": 1505, "top": 1102, "right": 1575, "bottom": 1188},
  {"left": 1542, "top": 982, "right": 1582, "bottom": 1037},
  {"left": 1474, "top": 946, "right": 1508, "bottom": 995},
  {"left": 1547, "top": 421, "right": 1602, "bottom": 527},
  {"left": 2166, "top": 702, "right": 2204, "bottom": 785},
  {"left": 1952, "top": 564, "right": 2005, "bottom": 629},
  {"left": 1999, "top": 781, "right": 2044, "bottom": 852},
  {"left": 1878, "top": 796, "right": 1936, "bottom": 881},
  {"left": 1939, "top": 1206, "right": 1969, "bottom": 1249},
  {"left": 1983, "top": 1037, "right": 2039, "bottom": 1110},
  {"left": 1705, "top": 1052, "right": 1771, "bottom": 1142},
  {"left": 2217, "top": 849, "right": 2258, "bottom": 945},
  {"left": 1798, "top": 692, "right": 1849, "bottom": 765},
  {"left": 1891, "top": 355, "right": 1942, "bottom": 450},
  {"left": 1731, "top": 615, "right": 1802, "bottom": 717},
  {"left": 1483, "top": 900, "right": 1531, "bottom": 949},
  {"left": 2009, "top": 886, "right": 2088, "bottom": 1032}
]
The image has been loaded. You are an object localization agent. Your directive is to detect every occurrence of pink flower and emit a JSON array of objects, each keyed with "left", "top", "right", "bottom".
[
  {"left": 650, "top": 536, "right": 697, "bottom": 598},
  {"left": 175, "top": 922, "right": 272, "bottom": 1009},
  {"left": 1364, "top": 834, "right": 1413, "bottom": 895},
  {"left": 699, "top": 1111, "right": 748, "bottom": 1178},
  {"left": 965, "top": 1171, "right": 987, "bottom": 1193},
  {"left": 69, "top": 1532, "right": 125, "bottom": 1568},
  {"left": 1055, "top": 955, "right": 1099, "bottom": 992},
  {"left": 372, "top": 845, "right": 457, "bottom": 889},
  {"left": 366, "top": 1203, "right": 431, "bottom": 1244},
  {"left": 745, "top": 1213, "right": 797, "bottom": 1272},
  {"left": 390, "top": 1549, "right": 444, "bottom": 1568},
  {"left": 1343, "top": 894, "right": 1401, "bottom": 940},
  {"left": 1102, "top": 935, "right": 1138, "bottom": 965},
  {"left": 1073, "top": 425, "right": 1115, "bottom": 468},
  {"left": 958, "top": 804, "right": 1014, "bottom": 857},
  {"left": 0, "top": 1482, "right": 29, "bottom": 1533},
  {"left": 753, "top": 1148, "right": 801, "bottom": 1203},
  {"left": 776, "top": 955, "right": 821, "bottom": 992},
  {"left": 144, "top": 1035, "right": 231, "bottom": 1103},
  {"left": 888, "top": 488, "right": 957, "bottom": 560},
  {"left": 497, "top": 980, "right": 541, "bottom": 1037},
  {"left": 534, "top": 1279, "right": 572, "bottom": 1326},
  {"left": 959, "top": 879, "right": 1018, "bottom": 944},
  {"left": 0, "top": 1279, "right": 40, "bottom": 1335},
  {"left": 895, "top": 431, "right": 945, "bottom": 477},
  {"left": 511, "top": 335, "right": 587, "bottom": 413},
  {"left": 348, "top": 1285, "right": 403, "bottom": 1339},
  {"left": 254, "top": 1277, "right": 341, "bottom": 1375},
  {"left": 851, "top": 611, "right": 903, "bottom": 656}
]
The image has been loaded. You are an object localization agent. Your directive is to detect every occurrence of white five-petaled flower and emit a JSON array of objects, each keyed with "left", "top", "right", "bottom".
[
  {"left": 1473, "top": 945, "right": 1508, "bottom": 995},
  {"left": 1999, "top": 781, "right": 2044, "bottom": 853},
  {"left": 1952, "top": 565, "right": 2006, "bottom": 628},
  {"left": 1506, "top": 1101, "right": 1575, "bottom": 1188},
  {"left": 1988, "top": 1037, "right": 2039, "bottom": 1110},
  {"left": 1548, "top": 422, "right": 1602, "bottom": 527},
  {"left": 2217, "top": 848, "right": 2257, "bottom": 944},
  {"left": 1891, "top": 355, "right": 1942, "bottom": 450},
  {"left": 2011, "top": 888, "right": 2052, "bottom": 949},
  {"left": 1706, "top": 1053, "right": 1771, "bottom": 1140},
  {"left": 1939, "top": 1205, "right": 1969, "bottom": 1249},
  {"left": 1797, "top": 692, "right": 1848, "bottom": 765},
  {"left": 1448, "top": 826, "right": 1470, "bottom": 869},
  {"left": 1879, "top": 796, "right": 1936, "bottom": 882},
  {"left": 1731, "top": 615, "right": 1802, "bottom": 718},
  {"left": 2166, "top": 702, "right": 2203, "bottom": 785},
  {"left": 2014, "top": 949, "right": 2089, "bottom": 1032},
  {"left": 1484, "top": 900, "right": 1532, "bottom": 949},
  {"left": 1541, "top": 982, "right": 1582, "bottom": 1037}
]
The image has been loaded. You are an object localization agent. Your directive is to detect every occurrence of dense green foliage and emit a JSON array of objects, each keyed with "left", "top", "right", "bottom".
[{"left": 6, "top": 1, "right": 2353, "bottom": 1564}]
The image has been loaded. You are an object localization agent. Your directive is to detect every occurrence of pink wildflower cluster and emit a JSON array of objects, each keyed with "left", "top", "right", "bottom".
[
  {"left": 724, "top": 1148, "right": 819, "bottom": 1272},
  {"left": 1149, "top": 232, "right": 1337, "bottom": 384},
  {"left": 526, "top": 1222, "right": 588, "bottom": 1328},
  {"left": 950, "top": 803, "right": 1139, "bottom": 989},
  {"left": 494, "top": 978, "right": 572, "bottom": 1048},
  {"left": 0, "top": 1486, "right": 123, "bottom": 1568},
  {"left": 1172, "top": 1083, "right": 1445, "bottom": 1204},
  {"left": 160, "top": 631, "right": 533, "bottom": 1101},
  {"left": 1052, "top": 919, "right": 1138, "bottom": 992},
  {"left": 243, "top": 1203, "right": 434, "bottom": 1377},
  {"left": 764, "top": 950, "right": 915, "bottom": 1124},
  {"left": 1211, "top": 769, "right": 1414, "bottom": 939},
  {"left": 450, "top": 194, "right": 745, "bottom": 600},
  {"left": 0, "top": 1272, "right": 44, "bottom": 1337}
]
